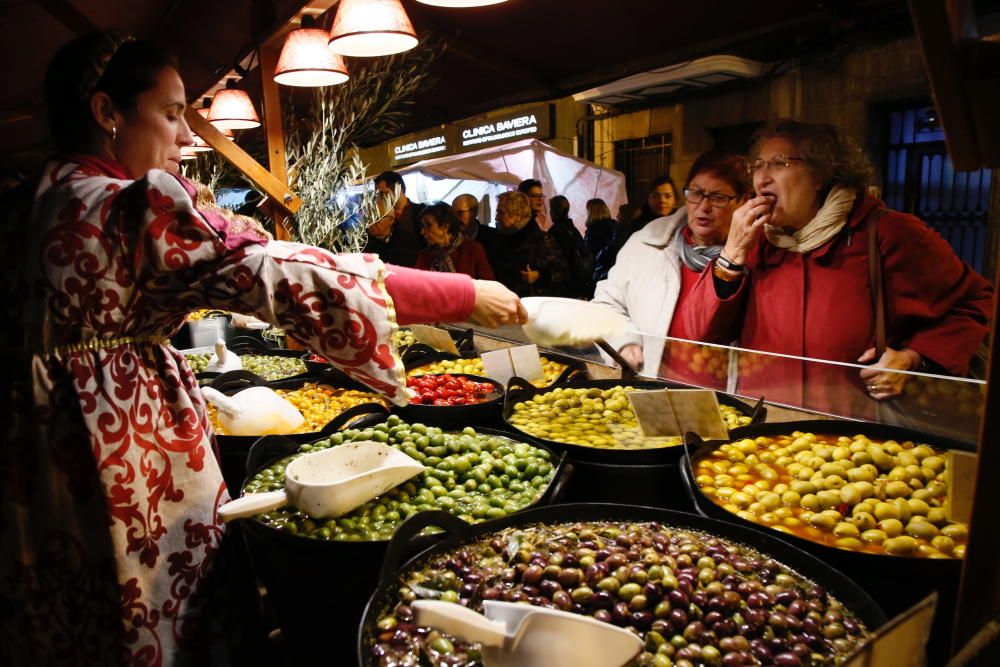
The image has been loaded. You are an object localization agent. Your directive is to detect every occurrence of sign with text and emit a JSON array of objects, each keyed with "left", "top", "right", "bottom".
[
  {"left": 453, "top": 104, "right": 553, "bottom": 150},
  {"left": 481, "top": 345, "right": 544, "bottom": 386},
  {"left": 409, "top": 325, "right": 460, "bottom": 355},
  {"left": 389, "top": 126, "right": 450, "bottom": 165}
]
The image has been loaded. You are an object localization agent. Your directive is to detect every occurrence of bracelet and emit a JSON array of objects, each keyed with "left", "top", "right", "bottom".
[
  {"left": 716, "top": 254, "right": 745, "bottom": 272},
  {"left": 712, "top": 262, "right": 744, "bottom": 283}
]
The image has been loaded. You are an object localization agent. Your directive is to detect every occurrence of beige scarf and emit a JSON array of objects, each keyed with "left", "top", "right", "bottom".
[{"left": 764, "top": 185, "right": 858, "bottom": 253}]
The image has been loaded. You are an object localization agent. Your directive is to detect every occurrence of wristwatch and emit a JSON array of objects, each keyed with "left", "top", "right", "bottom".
[{"left": 716, "top": 254, "right": 746, "bottom": 273}]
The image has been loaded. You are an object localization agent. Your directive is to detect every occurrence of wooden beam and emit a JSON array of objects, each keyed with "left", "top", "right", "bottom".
[
  {"left": 185, "top": 107, "right": 301, "bottom": 215},
  {"left": 258, "top": 45, "right": 292, "bottom": 240},
  {"left": 34, "top": 0, "right": 100, "bottom": 35},
  {"left": 908, "top": 0, "right": 982, "bottom": 170}
]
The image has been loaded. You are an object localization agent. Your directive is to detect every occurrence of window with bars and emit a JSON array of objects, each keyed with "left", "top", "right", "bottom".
[
  {"left": 614, "top": 134, "right": 672, "bottom": 206},
  {"left": 884, "top": 106, "right": 993, "bottom": 275}
]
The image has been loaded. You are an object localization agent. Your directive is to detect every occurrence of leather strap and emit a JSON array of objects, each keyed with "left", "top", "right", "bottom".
[{"left": 867, "top": 209, "right": 888, "bottom": 357}]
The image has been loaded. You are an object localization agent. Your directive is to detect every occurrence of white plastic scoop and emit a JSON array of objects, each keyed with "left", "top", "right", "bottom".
[
  {"left": 413, "top": 600, "right": 643, "bottom": 667},
  {"left": 201, "top": 385, "right": 305, "bottom": 436},
  {"left": 205, "top": 339, "right": 243, "bottom": 373},
  {"left": 521, "top": 296, "right": 628, "bottom": 347},
  {"left": 217, "top": 441, "right": 425, "bottom": 522}
]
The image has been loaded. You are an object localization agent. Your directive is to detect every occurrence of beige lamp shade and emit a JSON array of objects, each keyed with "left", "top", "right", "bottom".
[
  {"left": 207, "top": 80, "right": 261, "bottom": 130},
  {"left": 275, "top": 17, "right": 350, "bottom": 86},
  {"left": 415, "top": 0, "right": 506, "bottom": 5},
  {"left": 197, "top": 103, "right": 235, "bottom": 139},
  {"left": 328, "top": 0, "right": 418, "bottom": 58}
]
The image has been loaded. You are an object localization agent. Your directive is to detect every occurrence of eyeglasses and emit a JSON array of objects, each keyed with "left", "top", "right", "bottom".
[
  {"left": 748, "top": 155, "right": 807, "bottom": 174},
  {"left": 684, "top": 188, "right": 738, "bottom": 208},
  {"left": 527, "top": 193, "right": 545, "bottom": 199}
]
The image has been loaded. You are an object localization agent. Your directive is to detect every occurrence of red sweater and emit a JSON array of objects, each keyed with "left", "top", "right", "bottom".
[
  {"left": 383, "top": 265, "right": 476, "bottom": 325},
  {"left": 414, "top": 238, "right": 495, "bottom": 280}
]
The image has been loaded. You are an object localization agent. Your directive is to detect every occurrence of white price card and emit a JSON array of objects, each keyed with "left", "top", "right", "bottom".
[
  {"left": 409, "top": 325, "right": 460, "bottom": 355},
  {"left": 627, "top": 389, "right": 728, "bottom": 440},
  {"left": 481, "top": 345, "right": 544, "bottom": 385},
  {"left": 842, "top": 593, "right": 936, "bottom": 667},
  {"left": 945, "top": 450, "right": 977, "bottom": 524}
]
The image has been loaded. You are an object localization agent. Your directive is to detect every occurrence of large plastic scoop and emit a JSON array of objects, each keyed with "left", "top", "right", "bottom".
[
  {"left": 521, "top": 296, "right": 628, "bottom": 347},
  {"left": 217, "top": 441, "right": 425, "bottom": 522},
  {"left": 413, "top": 599, "right": 643, "bottom": 667},
  {"left": 201, "top": 385, "right": 304, "bottom": 436},
  {"left": 205, "top": 339, "right": 242, "bottom": 373}
]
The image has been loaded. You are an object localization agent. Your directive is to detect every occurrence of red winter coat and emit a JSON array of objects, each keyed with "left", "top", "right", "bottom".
[
  {"left": 678, "top": 194, "right": 992, "bottom": 415},
  {"left": 415, "top": 237, "right": 495, "bottom": 280}
]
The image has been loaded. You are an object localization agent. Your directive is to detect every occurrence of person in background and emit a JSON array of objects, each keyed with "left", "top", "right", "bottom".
[
  {"left": 549, "top": 195, "right": 582, "bottom": 242},
  {"left": 362, "top": 191, "right": 422, "bottom": 267},
  {"left": 415, "top": 201, "right": 494, "bottom": 279},
  {"left": 628, "top": 174, "right": 679, "bottom": 237},
  {"left": 374, "top": 169, "right": 424, "bottom": 248},
  {"left": 593, "top": 151, "right": 748, "bottom": 375},
  {"left": 680, "top": 119, "right": 992, "bottom": 409},
  {"left": 451, "top": 193, "right": 497, "bottom": 260},
  {"left": 492, "top": 190, "right": 570, "bottom": 297},
  {"left": 583, "top": 198, "right": 618, "bottom": 284},
  {"left": 0, "top": 30, "right": 525, "bottom": 666},
  {"left": 548, "top": 193, "right": 595, "bottom": 298}
]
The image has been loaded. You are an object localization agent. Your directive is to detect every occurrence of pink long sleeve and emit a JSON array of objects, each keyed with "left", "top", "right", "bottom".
[{"left": 384, "top": 264, "right": 476, "bottom": 325}]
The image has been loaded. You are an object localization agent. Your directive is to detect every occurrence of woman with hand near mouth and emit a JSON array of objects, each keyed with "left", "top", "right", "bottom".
[
  {"left": 592, "top": 151, "right": 747, "bottom": 376},
  {"left": 681, "top": 119, "right": 992, "bottom": 408}
]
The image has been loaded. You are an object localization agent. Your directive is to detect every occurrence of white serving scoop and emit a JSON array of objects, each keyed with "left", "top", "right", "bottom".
[
  {"left": 205, "top": 339, "right": 243, "bottom": 373},
  {"left": 217, "top": 441, "right": 425, "bottom": 522},
  {"left": 521, "top": 297, "right": 628, "bottom": 347},
  {"left": 413, "top": 600, "right": 643, "bottom": 667},
  {"left": 201, "top": 385, "right": 305, "bottom": 436}
]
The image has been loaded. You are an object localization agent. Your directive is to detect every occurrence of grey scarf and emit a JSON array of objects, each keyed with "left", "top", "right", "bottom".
[{"left": 674, "top": 221, "right": 723, "bottom": 271}]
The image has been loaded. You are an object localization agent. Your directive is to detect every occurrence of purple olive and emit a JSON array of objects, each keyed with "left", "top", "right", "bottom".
[
  {"left": 631, "top": 610, "right": 653, "bottom": 629},
  {"left": 773, "top": 653, "right": 803, "bottom": 667},
  {"left": 552, "top": 590, "right": 572, "bottom": 611},
  {"left": 721, "top": 653, "right": 745, "bottom": 667},
  {"left": 612, "top": 602, "right": 631, "bottom": 625},
  {"left": 538, "top": 580, "right": 561, "bottom": 597},
  {"left": 460, "top": 583, "right": 478, "bottom": 598},
  {"left": 558, "top": 568, "right": 582, "bottom": 588},
  {"left": 704, "top": 611, "right": 723, "bottom": 626},
  {"left": 768, "top": 612, "right": 789, "bottom": 630},
  {"left": 844, "top": 618, "right": 860, "bottom": 635},
  {"left": 522, "top": 565, "right": 543, "bottom": 585},
  {"left": 589, "top": 590, "right": 614, "bottom": 610},
  {"left": 787, "top": 600, "right": 808, "bottom": 618},
  {"left": 593, "top": 609, "right": 612, "bottom": 623},
  {"left": 670, "top": 608, "right": 689, "bottom": 628},
  {"left": 791, "top": 643, "right": 811, "bottom": 659},
  {"left": 668, "top": 589, "right": 690, "bottom": 607},
  {"left": 713, "top": 619, "right": 737, "bottom": 637},
  {"left": 775, "top": 590, "right": 798, "bottom": 606},
  {"left": 521, "top": 585, "right": 539, "bottom": 598}
]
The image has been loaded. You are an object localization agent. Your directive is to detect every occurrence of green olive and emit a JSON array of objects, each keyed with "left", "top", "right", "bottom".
[
  {"left": 834, "top": 522, "right": 860, "bottom": 538},
  {"left": 870, "top": 447, "right": 895, "bottom": 472},
  {"left": 878, "top": 519, "right": 904, "bottom": 538},
  {"left": 907, "top": 498, "right": 931, "bottom": 516},
  {"left": 885, "top": 481, "right": 911, "bottom": 499},
  {"left": 861, "top": 529, "right": 888, "bottom": 545},
  {"left": 931, "top": 535, "right": 956, "bottom": 554},
  {"left": 883, "top": 536, "right": 918, "bottom": 555},
  {"left": 873, "top": 502, "right": 900, "bottom": 521},
  {"left": 809, "top": 510, "right": 841, "bottom": 531},
  {"left": 818, "top": 490, "right": 842, "bottom": 509},
  {"left": 922, "top": 456, "right": 945, "bottom": 473},
  {"left": 941, "top": 524, "right": 969, "bottom": 540},
  {"left": 800, "top": 494, "right": 820, "bottom": 512},
  {"left": 848, "top": 512, "right": 876, "bottom": 531},
  {"left": 905, "top": 519, "right": 939, "bottom": 540},
  {"left": 926, "top": 508, "right": 949, "bottom": 526}
]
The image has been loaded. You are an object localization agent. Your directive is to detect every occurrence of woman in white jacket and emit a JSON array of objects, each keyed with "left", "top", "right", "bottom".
[{"left": 593, "top": 151, "right": 748, "bottom": 375}]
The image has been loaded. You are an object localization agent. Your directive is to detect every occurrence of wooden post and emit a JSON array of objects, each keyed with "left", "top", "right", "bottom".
[
  {"left": 184, "top": 108, "right": 302, "bottom": 215},
  {"left": 259, "top": 45, "right": 293, "bottom": 241}
]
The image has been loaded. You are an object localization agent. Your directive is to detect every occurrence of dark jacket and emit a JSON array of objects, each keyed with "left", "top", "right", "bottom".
[
  {"left": 584, "top": 217, "right": 618, "bottom": 283},
  {"left": 546, "top": 215, "right": 595, "bottom": 298},
  {"left": 362, "top": 213, "right": 421, "bottom": 267},
  {"left": 492, "top": 222, "right": 571, "bottom": 297}
]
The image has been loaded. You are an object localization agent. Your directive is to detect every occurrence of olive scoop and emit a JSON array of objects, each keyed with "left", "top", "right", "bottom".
[
  {"left": 413, "top": 599, "right": 643, "bottom": 667},
  {"left": 217, "top": 441, "right": 425, "bottom": 522}
]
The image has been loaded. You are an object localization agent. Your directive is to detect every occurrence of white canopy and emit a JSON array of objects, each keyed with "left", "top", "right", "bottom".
[{"left": 396, "top": 138, "right": 628, "bottom": 235}]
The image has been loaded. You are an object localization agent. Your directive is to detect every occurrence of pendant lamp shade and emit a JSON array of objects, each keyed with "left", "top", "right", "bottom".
[
  {"left": 328, "top": 0, "right": 418, "bottom": 58},
  {"left": 415, "top": 0, "right": 507, "bottom": 5},
  {"left": 197, "top": 100, "right": 234, "bottom": 139},
  {"left": 207, "top": 80, "right": 260, "bottom": 130},
  {"left": 275, "top": 15, "right": 350, "bottom": 86}
]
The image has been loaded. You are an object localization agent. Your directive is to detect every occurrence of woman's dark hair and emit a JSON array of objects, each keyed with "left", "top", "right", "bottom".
[
  {"left": 421, "top": 202, "right": 462, "bottom": 238},
  {"left": 639, "top": 174, "right": 677, "bottom": 218},
  {"left": 549, "top": 195, "right": 570, "bottom": 221},
  {"left": 685, "top": 151, "right": 749, "bottom": 198},
  {"left": 44, "top": 32, "right": 176, "bottom": 152},
  {"left": 751, "top": 118, "right": 874, "bottom": 194}
]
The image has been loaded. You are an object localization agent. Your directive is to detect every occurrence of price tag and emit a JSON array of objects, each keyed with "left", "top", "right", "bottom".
[
  {"left": 481, "top": 345, "right": 544, "bottom": 385},
  {"left": 410, "top": 325, "right": 460, "bottom": 355},
  {"left": 627, "top": 389, "right": 729, "bottom": 440},
  {"left": 945, "top": 450, "right": 977, "bottom": 524},
  {"left": 481, "top": 348, "right": 516, "bottom": 386},
  {"left": 842, "top": 593, "right": 937, "bottom": 667},
  {"left": 626, "top": 390, "right": 680, "bottom": 438}
]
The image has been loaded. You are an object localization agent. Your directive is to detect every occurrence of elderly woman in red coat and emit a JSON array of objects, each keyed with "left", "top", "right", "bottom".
[{"left": 679, "top": 119, "right": 992, "bottom": 415}]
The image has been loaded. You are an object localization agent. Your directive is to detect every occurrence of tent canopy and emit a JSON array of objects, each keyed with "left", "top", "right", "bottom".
[{"left": 397, "top": 139, "right": 628, "bottom": 235}]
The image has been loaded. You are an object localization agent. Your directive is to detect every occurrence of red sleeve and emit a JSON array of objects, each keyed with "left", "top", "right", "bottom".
[
  {"left": 676, "top": 258, "right": 750, "bottom": 344},
  {"left": 881, "top": 213, "right": 993, "bottom": 374},
  {"left": 384, "top": 264, "right": 476, "bottom": 325}
]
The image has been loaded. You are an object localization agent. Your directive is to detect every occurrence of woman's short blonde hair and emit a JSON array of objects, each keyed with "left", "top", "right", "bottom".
[
  {"left": 497, "top": 191, "right": 532, "bottom": 226},
  {"left": 751, "top": 119, "right": 874, "bottom": 194}
]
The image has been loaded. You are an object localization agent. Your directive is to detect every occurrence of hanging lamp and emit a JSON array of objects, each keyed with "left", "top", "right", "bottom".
[
  {"left": 197, "top": 98, "right": 234, "bottom": 139},
  {"left": 275, "top": 15, "right": 349, "bottom": 86},
  {"left": 207, "top": 79, "right": 261, "bottom": 131},
  {"left": 328, "top": 0, "right": 418, "bottom": 58},
  {"left": 415, "top": 0, "right": 506, "bottom": 6}
]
